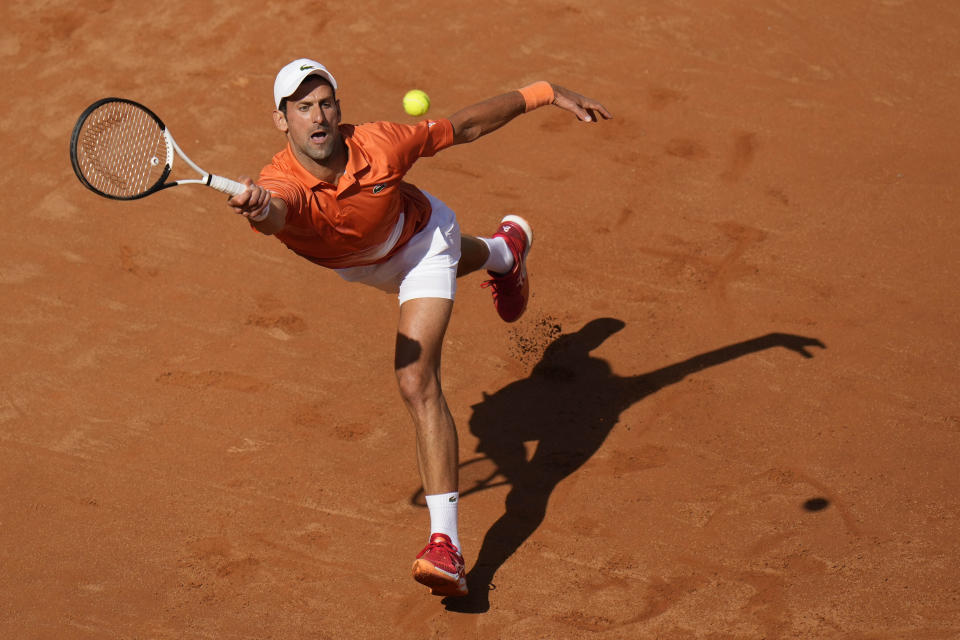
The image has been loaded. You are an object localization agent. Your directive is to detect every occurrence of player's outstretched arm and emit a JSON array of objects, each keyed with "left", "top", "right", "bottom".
[
  {"left": 449, "top": 82, "right": 612, "bottom": 145},
  {"left": 227, "top": 177, "right": 287, "bottom": 235}
]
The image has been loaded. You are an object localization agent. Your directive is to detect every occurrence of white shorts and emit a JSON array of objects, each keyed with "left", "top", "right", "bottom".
[{"left": 334, "top": 191, "right": 461, "bottom": 305}]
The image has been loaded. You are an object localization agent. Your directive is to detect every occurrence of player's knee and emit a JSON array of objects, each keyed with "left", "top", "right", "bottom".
[{"left": 395, "top": 364, "right": 441, "bottom": 407}]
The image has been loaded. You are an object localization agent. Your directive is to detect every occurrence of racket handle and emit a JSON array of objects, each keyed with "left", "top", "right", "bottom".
[{"left": 208, "top": 174, "right": 247, "bottom": 197}]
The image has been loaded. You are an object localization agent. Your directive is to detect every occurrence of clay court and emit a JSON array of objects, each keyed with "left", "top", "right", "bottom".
[{"left": 2, "top": 1, "right": 959, "bottom": 637}]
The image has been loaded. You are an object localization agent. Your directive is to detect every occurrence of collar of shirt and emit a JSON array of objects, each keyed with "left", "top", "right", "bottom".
[{"left": 282, "top": 125, "right": 371, "bottom": 195}]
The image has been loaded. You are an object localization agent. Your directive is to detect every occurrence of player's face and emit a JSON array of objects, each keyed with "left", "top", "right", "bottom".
[{"left": 274, "top": 77, "right": 343, "bottom": 169}]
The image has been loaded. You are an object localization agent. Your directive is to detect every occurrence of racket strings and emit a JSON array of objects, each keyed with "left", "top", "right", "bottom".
[{"left": 76, "top": 102, "right": 168, "bottom": 198}]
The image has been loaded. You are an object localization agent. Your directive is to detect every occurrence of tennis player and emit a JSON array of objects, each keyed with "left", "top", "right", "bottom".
[{"left": 227, "top": 59, "right": 611, "bottom": 597}]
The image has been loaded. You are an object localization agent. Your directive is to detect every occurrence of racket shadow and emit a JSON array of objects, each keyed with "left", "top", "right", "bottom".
[{"left": 435, "top": 319, "right": 825, "bottom": 613}]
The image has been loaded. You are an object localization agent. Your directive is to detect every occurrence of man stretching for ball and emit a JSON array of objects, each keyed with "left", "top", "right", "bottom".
[{"left": 228, "top": 59, "right": 611, "bottom": 598}]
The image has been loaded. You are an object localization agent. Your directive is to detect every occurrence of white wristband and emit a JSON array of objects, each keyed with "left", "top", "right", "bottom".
[{"left": 248, "top": 202, "right": 270, "bottom": 223}]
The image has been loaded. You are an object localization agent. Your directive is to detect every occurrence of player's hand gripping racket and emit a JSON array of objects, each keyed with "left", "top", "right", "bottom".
[{"left": 70, "top": 97, "right": 246, "bottom": 200}]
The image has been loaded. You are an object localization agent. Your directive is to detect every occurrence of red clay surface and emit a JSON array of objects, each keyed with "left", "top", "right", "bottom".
[{"left": 2, "top": 1, "right": 959, "bottom": 638}]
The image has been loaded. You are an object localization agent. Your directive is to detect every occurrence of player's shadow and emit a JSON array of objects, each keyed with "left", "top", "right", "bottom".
[{"left": 413, "top": 318, "right": 825, "bottom": 613}]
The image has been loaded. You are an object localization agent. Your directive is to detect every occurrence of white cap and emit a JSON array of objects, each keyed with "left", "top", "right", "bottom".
[{"left": 273, "top": 58, "right": 338, "bottom": 109}]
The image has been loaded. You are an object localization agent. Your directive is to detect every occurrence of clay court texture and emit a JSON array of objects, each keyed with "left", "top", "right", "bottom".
[{"left": 2, "top": 1, "right": 959, "bottom": 638}]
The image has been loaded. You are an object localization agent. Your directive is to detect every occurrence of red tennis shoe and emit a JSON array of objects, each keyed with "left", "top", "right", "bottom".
[
  {"left": 482, "top": 215, "right": 533, "bottom": 323},
  {"left": 412, "top": 533, "right": 467, "bottom": 597}
]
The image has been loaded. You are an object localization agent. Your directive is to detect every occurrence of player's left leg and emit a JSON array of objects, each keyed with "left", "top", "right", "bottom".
[
  {"left": 460, "top": 216, "right": 534, "bottom": 322},
  {"left": 458, "top": 235, "right": 490, "bottom": 276}
]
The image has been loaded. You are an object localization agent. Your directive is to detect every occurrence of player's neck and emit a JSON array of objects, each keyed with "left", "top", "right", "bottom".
[{"left": 294, "top": 140, "right": 348, "bottom": 184}]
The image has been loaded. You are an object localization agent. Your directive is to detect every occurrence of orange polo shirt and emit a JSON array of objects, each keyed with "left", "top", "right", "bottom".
[{"left": 258, "top": 119, "right": 455, "bottom": 269}]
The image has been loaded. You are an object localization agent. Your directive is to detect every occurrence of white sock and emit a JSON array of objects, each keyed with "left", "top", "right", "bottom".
[
  {"left": 480, "top": 236, "right": 514, "bottom": 275},
  {"left": 425, "top": 491, "right": 461, "bottom": 551}
]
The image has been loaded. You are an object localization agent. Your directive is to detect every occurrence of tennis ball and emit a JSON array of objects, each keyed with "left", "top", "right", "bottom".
[{"left": 403, "top": 89, "right": 430, "bottom": 117}]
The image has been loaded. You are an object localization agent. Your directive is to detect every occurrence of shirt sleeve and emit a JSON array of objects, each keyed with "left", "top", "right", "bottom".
[
  {"left": 257, "top": 159, "right": 306, "bottom": 221},
  {"left": 416, "top": 118, "right": 455, "bottom": 157},
  {"left": 366, "top": 119, "right": 455, "bottom": 172}
]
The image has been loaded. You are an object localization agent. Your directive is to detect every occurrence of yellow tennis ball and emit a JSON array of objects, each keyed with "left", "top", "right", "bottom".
[{"left": 403, "top": 89, "right": 430, "bottom": 116}]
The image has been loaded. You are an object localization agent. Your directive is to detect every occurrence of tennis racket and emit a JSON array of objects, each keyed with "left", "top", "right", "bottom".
[{"left": 70, "top": 97, "right": 247, "bottom": 200}]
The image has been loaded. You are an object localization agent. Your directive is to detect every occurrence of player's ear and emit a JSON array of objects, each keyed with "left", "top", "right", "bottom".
[{"left": 272, "top": 109, "right": 289, "bottom": 134}]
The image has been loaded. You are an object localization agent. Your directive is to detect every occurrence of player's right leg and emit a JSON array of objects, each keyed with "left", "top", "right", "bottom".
[
  {"left": 395, "top": 296, "right": 468, "bottom": 598},
  {"left": 384, "top": 194, "right": 468, "bottom": 597}
]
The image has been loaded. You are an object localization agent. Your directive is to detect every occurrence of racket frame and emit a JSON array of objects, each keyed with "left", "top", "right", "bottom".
[{"left": 70, "top": 97, "right": 245, "bottom": 200}]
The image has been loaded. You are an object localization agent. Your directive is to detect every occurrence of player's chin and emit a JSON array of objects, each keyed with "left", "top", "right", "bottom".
[{"left": 305, "top": 144, "right": 335, "bottom": 163}]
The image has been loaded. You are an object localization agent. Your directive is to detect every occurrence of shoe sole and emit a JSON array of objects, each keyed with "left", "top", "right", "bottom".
[
  {"left": 500, "top": 215, "right": 533, "bottom": 258},
  {"left": 412, "top": 558, "right": 468, "bottom": 597}
]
